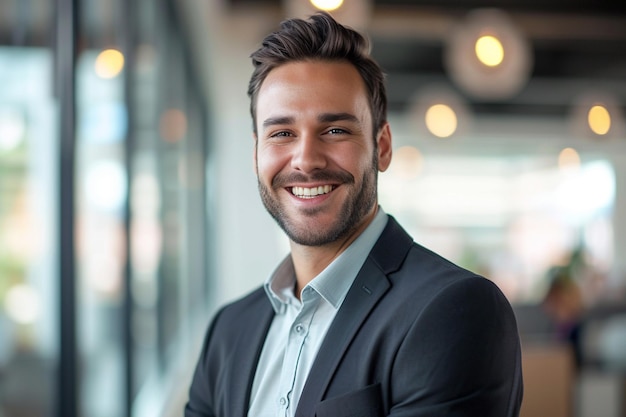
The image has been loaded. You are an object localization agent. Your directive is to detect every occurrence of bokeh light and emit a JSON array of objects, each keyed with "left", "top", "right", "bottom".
[
  {"left": 310, "top": 0, "right": 343, "bottom": 11},
  {"left": 95, "top": 48, "right": 125, "bottom": 79},
  {"left": 475, "top": 35, "right": 504, "bottom": 67},
  {"left": 0, "top": 108, "right": 25, "bottom": 151},
  {"left": 588, "top": 104, "right": 611, "bottom": 136},
  {"left": 84, "top": 160, "right": 128, "bottom": 211},
  {"left": 558, "top": 147, "right": 581, "bottom": 171},
  {"left": 5, "top": 284, "right": 40, "bottom": 325},
  {"left": 425, "top": 104, "right": 458, "bottom": 138}
]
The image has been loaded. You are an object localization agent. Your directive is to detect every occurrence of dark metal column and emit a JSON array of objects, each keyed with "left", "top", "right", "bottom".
[
  {"left": 55, "top": 0, "right": 79, "bottom": 416},
  {"left": 120, "top": 0, "right": 137, "bottom": 414}
]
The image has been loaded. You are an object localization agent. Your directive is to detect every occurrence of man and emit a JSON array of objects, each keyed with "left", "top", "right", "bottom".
[{"left": 186, "top": 12, "right": 523, "bottom": 417}]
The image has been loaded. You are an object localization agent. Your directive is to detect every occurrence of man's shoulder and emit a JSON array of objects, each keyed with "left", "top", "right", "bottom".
[
  {"left": 206, "top": 286, "right": 272, "bottom": 344},
  {"left": 376, "top": 216, "right": 496, "bottom": 297},
  {"left": 373, "top": 215, "right": 473, "bottom": 278}
]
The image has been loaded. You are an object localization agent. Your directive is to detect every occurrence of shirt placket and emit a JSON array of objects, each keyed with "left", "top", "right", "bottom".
[{"left": 277, "top": 289, "right": 317, "bottom": 417}]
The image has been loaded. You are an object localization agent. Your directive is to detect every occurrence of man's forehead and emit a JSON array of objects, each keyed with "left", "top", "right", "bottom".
[{"left": 262, "top": 60, "right": 363, "bottom": 87}]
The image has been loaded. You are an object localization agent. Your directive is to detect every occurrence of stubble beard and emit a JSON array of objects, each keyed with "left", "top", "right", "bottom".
[{"left": 258, "top": 158, "right": 379, "bottom": 247}]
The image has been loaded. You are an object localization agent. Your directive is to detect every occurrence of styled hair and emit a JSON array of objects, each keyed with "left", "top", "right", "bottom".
[{"left": 247, "top": 12, "right": 387, "bottom": 136}]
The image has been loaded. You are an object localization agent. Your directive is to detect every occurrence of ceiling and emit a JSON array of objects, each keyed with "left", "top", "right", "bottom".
[
  {"left": 226, "top": 0, "right": 626, "bottom": 123},
  {"left": 1, "top": 0, "right": 624, "bottom": 127}
]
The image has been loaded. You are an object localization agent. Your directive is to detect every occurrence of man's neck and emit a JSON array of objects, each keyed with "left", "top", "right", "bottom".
[{"left": 289, "top": 207, "right": 378, "bottom": 299}]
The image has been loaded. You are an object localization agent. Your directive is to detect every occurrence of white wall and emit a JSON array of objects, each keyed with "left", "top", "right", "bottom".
[{"left": 183, "top": 0, "right": 288, "bottom": 307}]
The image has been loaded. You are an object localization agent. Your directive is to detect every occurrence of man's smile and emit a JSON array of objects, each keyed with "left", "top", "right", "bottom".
[{"left": 289, "top": 185, "right": 336, "bottom": 198}]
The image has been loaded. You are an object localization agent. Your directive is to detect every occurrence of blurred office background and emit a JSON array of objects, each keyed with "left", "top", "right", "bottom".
[{"left": 0, "top": 0, "right": 625, "bottom": 416}]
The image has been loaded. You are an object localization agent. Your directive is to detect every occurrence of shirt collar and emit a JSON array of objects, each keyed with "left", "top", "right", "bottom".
[{"left": 264, "top": 207, "right": 388, "bottom": 313}]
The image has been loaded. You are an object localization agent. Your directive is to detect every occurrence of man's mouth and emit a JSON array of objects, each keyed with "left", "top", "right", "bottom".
[{"left": 290, "top": 185, "right": 335, "bottom": 198}]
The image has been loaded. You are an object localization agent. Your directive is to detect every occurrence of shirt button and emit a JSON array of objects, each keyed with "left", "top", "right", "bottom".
[
  {"left": 294, "top": 324, "right": 305, "bottom": 334},
  {"left": 279, "top": 397, "right": 287, "bottom": 406}
]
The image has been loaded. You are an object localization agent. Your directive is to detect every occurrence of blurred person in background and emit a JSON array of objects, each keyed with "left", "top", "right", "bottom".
[
  {"left": 186, "top": 12, "right": 523, "bottom": 417},
  {"left": 541, "top": 247, "right": 588, "bottom": 370},
  {"left": 542, "top": 266, "right": 585, "bottom": 368}
]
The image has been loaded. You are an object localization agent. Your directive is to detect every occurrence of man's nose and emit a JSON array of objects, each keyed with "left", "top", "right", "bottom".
[{"left": 290, "top": 133, "right": 327, "bottom": 173}]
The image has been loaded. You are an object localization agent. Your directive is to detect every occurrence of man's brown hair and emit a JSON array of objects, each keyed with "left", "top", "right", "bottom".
[{"left": 248, "top": 12, "right": 387, "bottom": 137}]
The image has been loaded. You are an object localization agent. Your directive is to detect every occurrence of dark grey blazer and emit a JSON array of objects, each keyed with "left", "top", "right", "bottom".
[{"left": 185, "top": 215, "right": 523, "bottom": 417}]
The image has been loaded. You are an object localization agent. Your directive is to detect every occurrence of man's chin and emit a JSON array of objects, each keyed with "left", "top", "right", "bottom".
[
  {"left": 281, "top": 219, "right": 344, "bottom": 247},
  {"left": 285, "top": 231, "right": 338, "bottom": 247}
]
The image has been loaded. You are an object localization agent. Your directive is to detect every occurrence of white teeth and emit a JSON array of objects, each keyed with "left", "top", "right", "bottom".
[{"left": 291, "top": 185, "right": 334, "bottom": 198}]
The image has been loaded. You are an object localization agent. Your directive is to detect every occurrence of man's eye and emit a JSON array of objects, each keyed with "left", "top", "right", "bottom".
[
  {"left": 270, "top": 131, "right": 292, "bottom": 138},
  {"left": 327, "top": 128, "right": 348, "bottom": 135}
]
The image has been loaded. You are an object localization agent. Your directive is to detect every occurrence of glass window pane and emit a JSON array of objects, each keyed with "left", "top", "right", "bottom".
[
  {"left": 76, "top": 48, "right": 127, "bottom": 417},
  {"left": 0, "top": 47, "right": 57, "bottom": 417},
  {"left": 379, "top": 153, "right": 615, "bottom": 304}
]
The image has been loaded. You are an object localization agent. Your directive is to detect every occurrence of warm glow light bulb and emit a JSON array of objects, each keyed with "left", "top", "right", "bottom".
[
  {"left": 425, "top": 104, "right": 458, "bottom": 138},
  {"left": 310, "top": 0, "right": 344, "bottom": 11},
  {"left": 95, "top": 48, "right": 125, "bottom": 79},
  {"left": 558, "top": 147, "right": 581, "bottom": 171},
  {"left": 588, "top": 104, "right": 611, "bottom": 135},
  {"left": 475, "top": 35, "right": 504, "bottom": 67}
]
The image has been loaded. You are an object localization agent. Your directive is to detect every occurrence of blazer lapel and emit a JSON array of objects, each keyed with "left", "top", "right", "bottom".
[{"left": 295, "top": 215, "right": 413, "bottom": 417}]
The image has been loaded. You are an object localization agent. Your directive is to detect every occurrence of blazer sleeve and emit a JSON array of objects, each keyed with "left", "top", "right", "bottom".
[
  {"left": 184, "top": 308, "right": 224, "bottom": 417},
  {"left": 388, "top": 276, "right": 523, "bottom": 417}
]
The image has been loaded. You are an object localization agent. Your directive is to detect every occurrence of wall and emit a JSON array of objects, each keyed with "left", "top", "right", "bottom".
[{"left": 181, "top": 0, "right": 288, "bottom": 308}]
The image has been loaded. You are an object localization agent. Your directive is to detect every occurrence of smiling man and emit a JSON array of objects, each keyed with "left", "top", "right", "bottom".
[
  {"left": 186, "top": 12, "right": 523, "bottom": 417},
  {"left": 255, "top": 59, "right": 391, "bottom": 288}
]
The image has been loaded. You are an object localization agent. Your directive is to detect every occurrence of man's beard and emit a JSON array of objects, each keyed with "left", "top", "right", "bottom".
[{"left": 258, "top": 160, "right": 378, "bottom": 247}]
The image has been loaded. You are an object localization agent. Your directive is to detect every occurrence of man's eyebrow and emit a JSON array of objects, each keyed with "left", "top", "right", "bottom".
[
  {"left": 318, "top": 112, "right": 359, "bottom": 124},
  {"left": 262, "top": 116, "right": 294, "bottom": 129},
  {"left": 261, "top": 113, "right": 359, "bottom": 130}
]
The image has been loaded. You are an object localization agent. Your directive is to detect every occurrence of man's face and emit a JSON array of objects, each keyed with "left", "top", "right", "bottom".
[{"left": 254, "top": 60, "right": 391, "bottom": 247}]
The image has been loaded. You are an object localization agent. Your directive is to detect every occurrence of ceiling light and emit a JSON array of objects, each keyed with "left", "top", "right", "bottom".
[
  {"left": 445, "top": 8, "right": 532, "bottom": 100},
  {"left": 283, "top": 0, "right": 372, "bottom": 31},
  {"left": 408, "top": 84, "right": 471, "bottom": 140},
  {"left": 475, "top": 35, "right": 504, "bottom": 67},
  {"left": 570, "top": 92, "right": 624, "bottom": 140},
  {"left": 310, "top": 0, "right": 344, "bottom": 11},
  {"left": 588, "top": 105, "right": 611, "bottom": 136},
  {"left": 425, "top": 104, "right": 458, "bottom": 138}
]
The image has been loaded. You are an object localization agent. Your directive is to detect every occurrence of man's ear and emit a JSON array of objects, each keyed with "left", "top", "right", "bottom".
[{"left": 376, "top": 123, "right": 393, "bottom": 172}]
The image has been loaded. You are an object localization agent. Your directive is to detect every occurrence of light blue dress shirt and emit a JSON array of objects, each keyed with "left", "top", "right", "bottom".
[{"left": 248, "top": 208, "right": 388, "bottom": 417}]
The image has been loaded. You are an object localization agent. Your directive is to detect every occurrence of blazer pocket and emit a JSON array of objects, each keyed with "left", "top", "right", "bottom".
[{"left": 315, "top": 383, "right": 384, "bottom": 417}]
